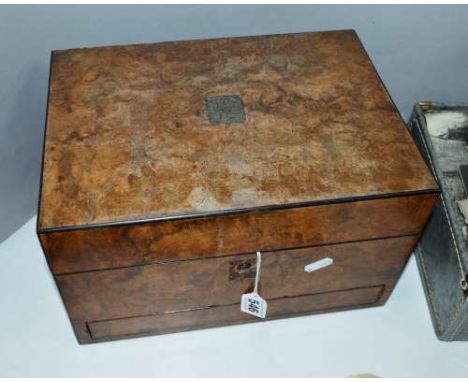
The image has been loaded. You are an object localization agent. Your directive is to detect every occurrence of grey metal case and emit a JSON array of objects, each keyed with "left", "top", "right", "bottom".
[{"left": 408, "top": 102, "right": 468, "bottom": 341}]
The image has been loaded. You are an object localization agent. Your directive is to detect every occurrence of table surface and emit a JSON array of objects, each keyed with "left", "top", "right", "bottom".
[{"left": 1, "top": 218, "right": 468, "bottom": 377}]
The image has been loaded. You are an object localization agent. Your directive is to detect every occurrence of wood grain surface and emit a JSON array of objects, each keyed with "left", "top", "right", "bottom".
[
  {"left": 37, "top": 30, "right": 440, "bottom": 343},
  {"left": 38, "top": 30, "right": 437, "bottom": 230},
  {"left": 87, "top": 286, "right": 384, "bottom": 342},
  {"left": 40, "top": 193, "right": 437, "bottom": 274},
  {"left": 57, "top": 235, "right": 416, "bottom": 343}
]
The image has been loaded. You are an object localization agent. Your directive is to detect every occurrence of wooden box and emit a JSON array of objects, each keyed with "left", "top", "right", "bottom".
[{"left": 37, "top": 30, "right": 439, "bottom": 344}]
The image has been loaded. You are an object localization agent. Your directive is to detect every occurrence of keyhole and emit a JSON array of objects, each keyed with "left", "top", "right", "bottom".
[{"left": 235, "top": 261, "right": 252, "bottom": 272}]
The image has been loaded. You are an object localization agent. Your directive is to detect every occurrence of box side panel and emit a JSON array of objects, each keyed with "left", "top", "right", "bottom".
[
  {"left": 56, "top": 235, "right": 416, "bottom": 343},
  {"left": 40, "top": 194, "right": 437, "bottom": 274},
  {"left": 415, "top": 202, "right": 465, "bottom": 340},
  {"left": 448, "top": 302, "right": 468, "bottom": 341}
]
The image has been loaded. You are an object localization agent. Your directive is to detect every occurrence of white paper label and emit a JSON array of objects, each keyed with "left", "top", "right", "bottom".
[
  {"left": 304, "top": 257, "right": 333, "bottom": 273},
  {"left": 241, "top": 292, "right": 267, "bottom": 318},
  {"left": 240, "top": 251, "right": 268, "bottom": 318}
]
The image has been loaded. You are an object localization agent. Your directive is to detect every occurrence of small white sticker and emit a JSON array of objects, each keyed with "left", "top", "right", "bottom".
[
  {"left": 240, "top": 251, "right": 268, "bottom": 319},
  {"left": 304, "top": 257, "right": 333, "bottom": 273}
]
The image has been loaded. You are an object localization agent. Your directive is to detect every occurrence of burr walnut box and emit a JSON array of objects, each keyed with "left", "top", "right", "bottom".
[{"left": 37, "top": 30, "right": 439, "bottom": 343}]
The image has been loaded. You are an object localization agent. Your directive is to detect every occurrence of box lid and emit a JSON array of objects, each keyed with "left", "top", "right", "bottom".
[{"left": 38, "top": 30, "right": 437, "bottom": 231}]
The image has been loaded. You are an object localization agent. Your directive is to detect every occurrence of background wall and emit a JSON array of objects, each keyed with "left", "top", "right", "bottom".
[{"left": 1, "top": 5, "right": 467, "bottom": 243}]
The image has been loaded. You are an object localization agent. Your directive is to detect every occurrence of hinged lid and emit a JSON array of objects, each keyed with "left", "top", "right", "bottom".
[{"left": 38, "top": 30, "right": 437, "bottom": 231}]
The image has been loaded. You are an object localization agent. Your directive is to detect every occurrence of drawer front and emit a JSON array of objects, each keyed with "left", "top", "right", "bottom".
[
  {"left": 87, "top": 285, "right": 384, "bottom": 342},
  {"left": 57, "top": 235, "right": 417, "bottom": 341},
  {"left": 42, "top": 194, "right": 436, "bottom": 274}
]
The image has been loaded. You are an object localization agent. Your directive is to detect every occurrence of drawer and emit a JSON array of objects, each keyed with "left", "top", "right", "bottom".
[
  {"left": 57, "top": 235, "right": 417, "bottom": 341},
  {"left": 42, "top": 194, "right": 436, "bottom": 274},
  {"left": 87, "top": 285, "right": 384, "bottom": 342}
]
